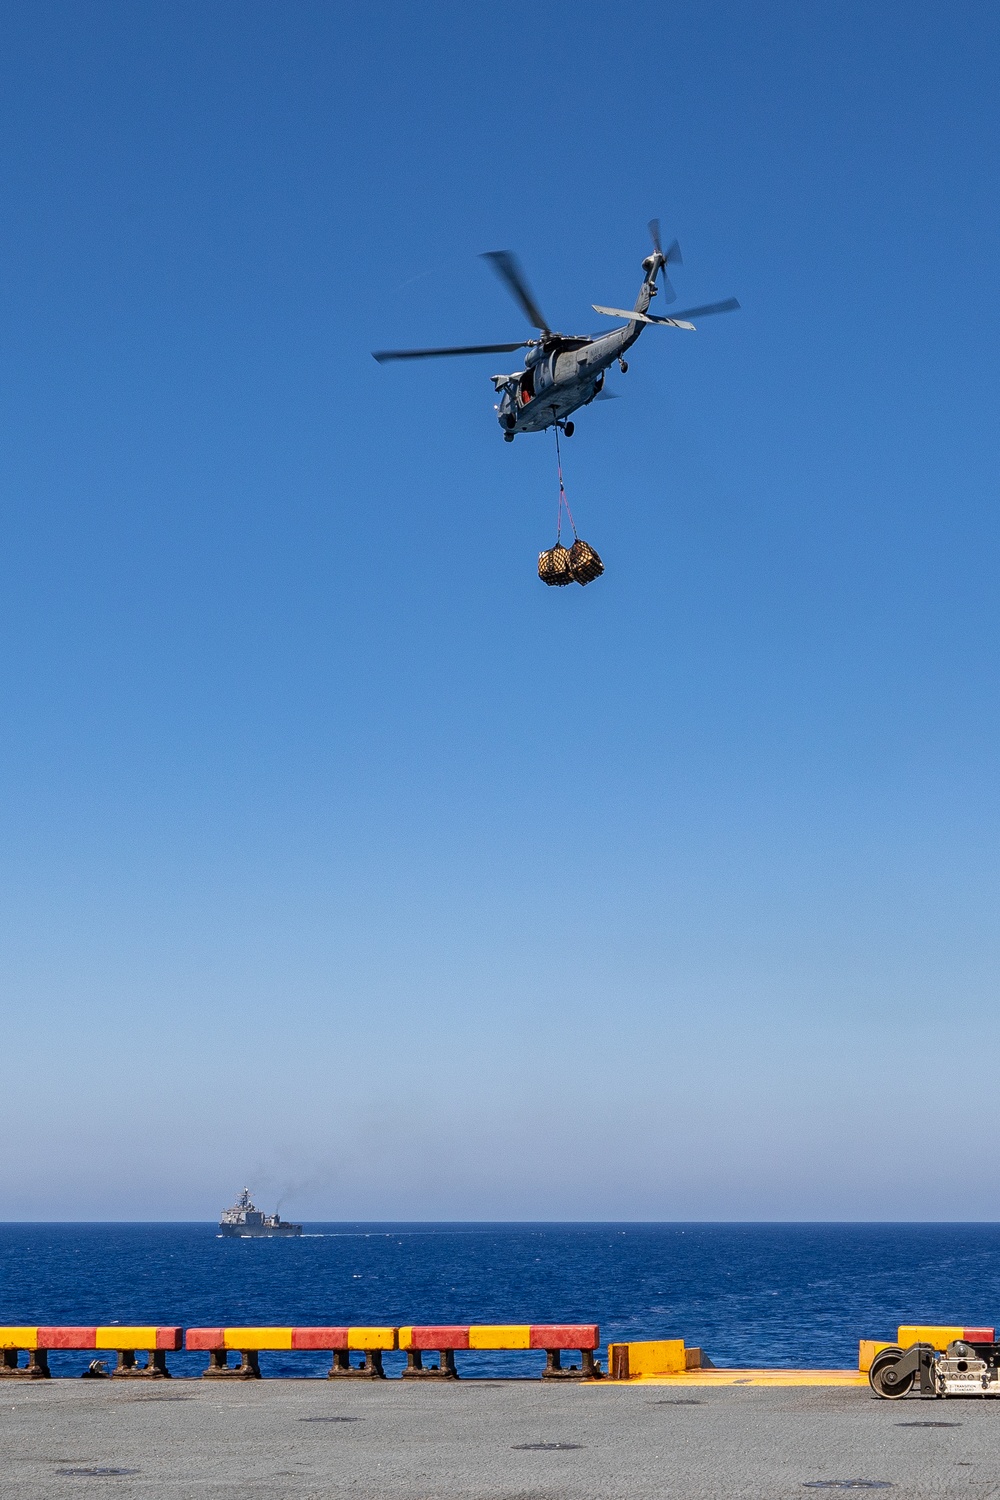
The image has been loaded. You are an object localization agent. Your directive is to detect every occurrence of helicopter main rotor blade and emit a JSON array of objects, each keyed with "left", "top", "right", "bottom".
[
  {"left": 372, "top": 341, "right": 531, "bottom": 363},
  {"left": 480, "top": 251, "right": 551, "bottom": 334},
  {"left": 648, "top": 218, "right": 662, "bottom": 255}
]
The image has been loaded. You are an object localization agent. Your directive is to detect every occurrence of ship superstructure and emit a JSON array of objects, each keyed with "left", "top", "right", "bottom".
[{"left": 218, "top": 1187, "right": 302, "bottom": 1238}]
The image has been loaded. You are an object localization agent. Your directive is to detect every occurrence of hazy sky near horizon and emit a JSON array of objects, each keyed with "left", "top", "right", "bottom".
[{"left": 2, "top": 1, "right": 999, "bottom": 1221}]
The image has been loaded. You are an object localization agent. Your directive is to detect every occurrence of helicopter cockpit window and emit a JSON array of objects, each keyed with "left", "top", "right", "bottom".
[{"left": 519, "top": 367, "right": 535, "bottom": 405}]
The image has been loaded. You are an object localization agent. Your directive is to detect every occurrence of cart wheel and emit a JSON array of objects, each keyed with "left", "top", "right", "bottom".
[{"left": 869, "top": 1348, "right": 913, "bottom": 1399}]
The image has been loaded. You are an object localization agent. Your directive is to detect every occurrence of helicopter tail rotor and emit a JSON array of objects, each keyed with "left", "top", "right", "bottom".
[{"left": 647, "top": 218, "right": 682, "bottom": 304}]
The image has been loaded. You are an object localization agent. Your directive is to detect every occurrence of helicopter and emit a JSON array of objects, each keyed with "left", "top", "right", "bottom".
[{"left": 372, "top": 221, "right": 740, "bottom": 441}]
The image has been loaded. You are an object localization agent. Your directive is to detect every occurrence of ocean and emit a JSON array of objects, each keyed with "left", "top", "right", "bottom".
[{"left": 2, "top": 1222, "right": 998, "bottom": 1378}]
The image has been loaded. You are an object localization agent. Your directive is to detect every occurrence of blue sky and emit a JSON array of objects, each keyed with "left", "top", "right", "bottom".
[{"left": 2, "top": 1, "right": 999, "bottom": 1220}]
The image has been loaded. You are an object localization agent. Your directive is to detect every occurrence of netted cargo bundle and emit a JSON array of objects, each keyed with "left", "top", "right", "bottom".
[
  {"left": 569, "top": 538, "right": 604, "bottom": 585},
  {"left": 538, "top": 544, "right": 575, "bottom": 586}
]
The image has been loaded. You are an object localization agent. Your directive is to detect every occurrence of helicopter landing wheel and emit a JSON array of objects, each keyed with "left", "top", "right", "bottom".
[
  {"left": 503, "top": 432, "right": 514, "bottom": 442},
  {"left": 563, "top": 422, "right": 574, "bottom": 437},
  {"left": 504, "top": 414, "right": 516, "bottom": 430},
  {"left": 619, "top": 359, "right": 628, "bottom": 373}
]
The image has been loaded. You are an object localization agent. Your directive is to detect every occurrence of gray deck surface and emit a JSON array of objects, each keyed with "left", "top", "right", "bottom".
[{"left": 0, "top": 1378, "right": 993, "bottom": 1498}]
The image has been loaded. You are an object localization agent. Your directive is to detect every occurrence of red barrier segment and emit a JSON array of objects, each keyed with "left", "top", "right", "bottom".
[
  {"left": 37, "top": 1327, "right": 99, "bottom": 1348},
  {"left": 403, "top": 1327, "right": 471, "bottom": 1351},
  {"left": 185, "top": 1329, "right": 225, "bottom": 1351},
  {"left": 291, "top": 1328, "right": 350, "bottom": 1351},
  {"left": 529, "top": 1325, "right": 599, "bottom": 1350},
  {"left": 965, "top": 1328, "right": 995, "bottom": 1342}
]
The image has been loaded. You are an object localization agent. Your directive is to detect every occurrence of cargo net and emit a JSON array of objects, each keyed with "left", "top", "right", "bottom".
[{"left": 538, "top": 428, "right": 604, "bottom": 588}]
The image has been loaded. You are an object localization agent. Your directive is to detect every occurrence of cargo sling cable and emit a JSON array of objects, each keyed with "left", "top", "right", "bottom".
[{"left": 537, "top": 424, "right": 604, "bottom": 588}]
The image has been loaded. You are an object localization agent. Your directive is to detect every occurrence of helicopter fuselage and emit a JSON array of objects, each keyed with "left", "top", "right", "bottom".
[
  {"left": 492, "top": 320, "right": 643, "bottom": 437},
  {"left": 492, "top": 256, "right": 662, "bottom": 439}
]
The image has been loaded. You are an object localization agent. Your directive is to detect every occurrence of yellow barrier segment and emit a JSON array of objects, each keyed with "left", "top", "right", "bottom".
[
  {"left": 591, "top": 1368, "right": 868, "bottom": 1388},
  {"left": 468, "top": 1325, "right": 530, "bottom": 1350},
  {"left": 222, "top": 1328, "right": 293, "bottom": 1351},
  {"left": 94, "top": 1328, "right": 159, "bottom": 1349},
  {"left": 858, "top": 1340, "right": 895, "bottom": 1373},
  {"left": 607, "top": 1339, "right": 688, "bottom": 1376},
  {"left": 607, "top": 1340, "right": 710, "bottom": 1378},
  {"left": 897, "top": 1325, "right": 963, "bottom": 1350},
  {"left": 348, "top": 1327, "right": 397, "bottom": 1350},
  {"left": 0, "top": 1328, "right": 37, "bottom": 1349}
]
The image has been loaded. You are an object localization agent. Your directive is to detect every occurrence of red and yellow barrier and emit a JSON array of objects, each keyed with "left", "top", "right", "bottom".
[
  {"left": 398, "top": 1324, "right": 600, "bottom": 1379},
  {"left": 0, "top": 1326, "right": 181, "bottom": 1379},
  {"left": 185, "top": 1326, "right": 397, "bottom": 1379}
]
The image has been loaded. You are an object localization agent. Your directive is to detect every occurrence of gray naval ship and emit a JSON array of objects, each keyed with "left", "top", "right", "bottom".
[{"left": 218, "top": 1187, "right": 302, "bottom": 1238}]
